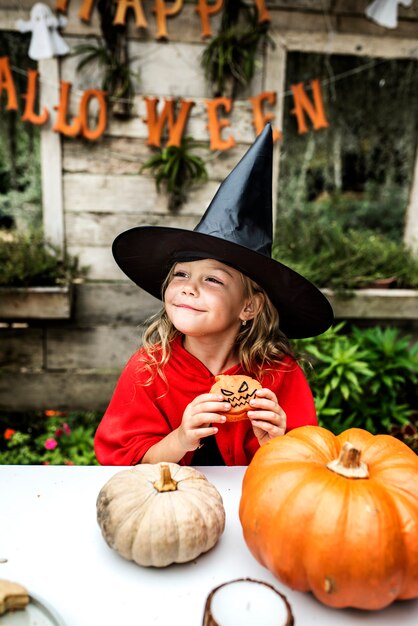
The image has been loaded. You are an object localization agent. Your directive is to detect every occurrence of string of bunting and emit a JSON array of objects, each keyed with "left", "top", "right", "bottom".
[
  {"left": 0, "top": 0, "right": 395, "bottom": 148},
  {"left": 0, "top": 53, "right": 330, "bottom": 146}
]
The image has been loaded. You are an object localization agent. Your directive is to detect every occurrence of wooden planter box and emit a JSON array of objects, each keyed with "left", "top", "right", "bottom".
[
  {"left": 322, "top": 288, "right": 418, "bottom": 320},
  {"left": 0, "top": 285, "right": 73, "bottom": 320}
]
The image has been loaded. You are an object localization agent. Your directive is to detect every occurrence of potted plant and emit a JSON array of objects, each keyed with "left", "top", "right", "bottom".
[
  {"left": 201, "top": 0, "right": 273, "bottom": 98},
  {"left": 141, "top": 136, "right": 208, "bottom": 212},
  {"left": 0, "top": 229, "right": 87, "bottom": 320},
  {"left": 272, "top": 203, "right": 418, "bottom": 321}
]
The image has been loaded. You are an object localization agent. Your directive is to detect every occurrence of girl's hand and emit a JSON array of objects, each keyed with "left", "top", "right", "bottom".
[
  {"left": 177, "top": 393, "right": 230, "bottom": 452},
  {"left": 247, "top": 388, "right": 286, "bottom": 446}
]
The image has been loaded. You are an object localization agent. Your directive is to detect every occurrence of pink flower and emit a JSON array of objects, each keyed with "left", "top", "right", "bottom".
[
  {"left": 44, "top": 438, "right": 58, "bottom": 450},
  {"left": 55, "top": 423, "right": 71, "bottom": 438},
  {"left": 64, "top": 460, "right": 75, "bottom": 466}
]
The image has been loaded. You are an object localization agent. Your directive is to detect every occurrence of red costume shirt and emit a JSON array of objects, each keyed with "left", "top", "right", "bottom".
[{"left": 94, "top": 336, "right": 317, "bottom": 466}]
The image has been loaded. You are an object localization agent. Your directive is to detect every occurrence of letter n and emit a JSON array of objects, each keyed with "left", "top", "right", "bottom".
[{"left": 290, "top": 79, "right": 329, "bottom": 134}]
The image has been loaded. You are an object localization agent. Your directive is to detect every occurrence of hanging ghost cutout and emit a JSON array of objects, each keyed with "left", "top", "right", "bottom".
[
  {"left": 365, "top": 0, "right": 413, "bottom": 29},
  {"left": 16, "top": 3, "right": 70, "bottom": 60}
]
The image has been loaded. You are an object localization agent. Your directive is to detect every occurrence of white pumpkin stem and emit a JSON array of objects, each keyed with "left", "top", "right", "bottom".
[
  {"left": 153, "top": 464, "right": 178, "bottom": 492},
  {"left": 326, "top": 441, "right": 369, "bottom": 479}
]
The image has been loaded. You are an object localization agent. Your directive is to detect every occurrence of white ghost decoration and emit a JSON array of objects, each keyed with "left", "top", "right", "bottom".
[
  {"left": 365, "top": 0, "right": 413, "bottom": 29},
  {"left": 16, "top": 2, "right": 70, "bottom": 60}
]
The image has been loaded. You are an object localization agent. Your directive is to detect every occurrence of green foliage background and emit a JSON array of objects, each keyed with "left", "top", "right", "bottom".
[
  {"left": 0, "top": 32, "right": 42, "bottom": 231},
  {"left": 274, "top": 53, "right": 418, "bottom": 288}
]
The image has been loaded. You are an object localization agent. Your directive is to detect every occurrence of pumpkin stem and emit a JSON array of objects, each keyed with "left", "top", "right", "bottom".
[
  {"left": 153, "top": 464, "right": 178, "bottom": 492},
  {"left": 326, "top": 442, "right": 369, "bottom": 479}
]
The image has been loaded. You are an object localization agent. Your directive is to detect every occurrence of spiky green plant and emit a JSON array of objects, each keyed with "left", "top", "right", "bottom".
[
  {"left": 73, "top": 37, "right": 139, "bottom": 118},
  {"left": 201, "top": 0, "right": 274, "bottom": 97},
  {"left": 141, "top": 137, "right": 209, "bottom": 212}
]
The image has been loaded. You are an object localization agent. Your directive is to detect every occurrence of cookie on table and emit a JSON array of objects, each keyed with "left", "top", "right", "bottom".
[
  {"left": 210, "top": 374, "right": 262, "bottom": 422},
  {"left": 0, "top": 579, "right": 29, "bottom": 615}
]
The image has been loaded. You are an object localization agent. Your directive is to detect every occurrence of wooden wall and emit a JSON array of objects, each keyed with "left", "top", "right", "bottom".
[{"left": 1, "top": 0, "right": 418, "bottom": 413}]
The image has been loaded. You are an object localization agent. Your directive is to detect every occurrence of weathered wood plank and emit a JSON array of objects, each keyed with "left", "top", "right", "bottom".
[
  {"left": 0, "top": 327, "right": 43, "bottom": 370},
  {"left": 404, "top": 146, "right": 418, "bottom": 254},
  {"left": 63, "top": 172, "right": 220, "bottom": 215},
  {"left": 0, "top": 287, "right": 73, "bottom": 320},
  {"left": 323, "top": 289, "right": 418, "bottom": 319},
  {"left": 276, "top": 30, "right": 418, "bottom": 57},
  {"left": 39, "top": 58, "right": 65, "bottom": 251},
  {"left": 63, "top": 138, "right": 251, "bottom": 181},
  {"left": 65, "top": 211, "right": 200, "bottom": 246},
  {"left": 46, "top": 325, "right": 142, "bottom": 369},
  {"left": 0, "top": 370, "right": 119, "bottom": 412},
  {"left": 72, "top": 282, "right": 160, "bottom": 326}
]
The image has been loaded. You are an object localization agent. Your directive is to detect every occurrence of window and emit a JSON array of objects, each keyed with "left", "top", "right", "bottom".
[
  {"left": 0, "top": 31, "right": 41, "bottom": 233},
  {"left": 278, "top": 52, "right": 418, "bottom": 243}
]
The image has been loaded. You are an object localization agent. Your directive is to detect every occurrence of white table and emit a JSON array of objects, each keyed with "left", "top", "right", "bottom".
[{"left": 0, "top": 465, "right": 417, "bottom": 626}]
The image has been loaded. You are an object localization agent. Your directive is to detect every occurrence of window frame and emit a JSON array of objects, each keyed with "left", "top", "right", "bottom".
[{"left": 264, "top": 31, "right": 418, "bottom": 250}]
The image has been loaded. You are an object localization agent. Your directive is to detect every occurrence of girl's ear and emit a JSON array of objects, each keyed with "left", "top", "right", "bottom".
[{"left": 240, "top": 292, "right": 265, "bottom": 322}]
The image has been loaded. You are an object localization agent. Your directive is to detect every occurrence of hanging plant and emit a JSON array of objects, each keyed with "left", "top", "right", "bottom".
[
  {"left": 72, "top": 0, "right": 138, "bottom": 118},
  {"left": 201, "top": 0, "right": 274, "bottom": 98},
  {"left": 141, "top": 137, "right": 208, "bottom": 212}
]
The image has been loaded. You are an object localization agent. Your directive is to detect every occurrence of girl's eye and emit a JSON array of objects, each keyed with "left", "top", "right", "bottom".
[
  {"left": 173, "top": 271, "right": 188, "bottom": 278},
  {"left": 206, "top": 276, "right": 223, "bottom": 285}
]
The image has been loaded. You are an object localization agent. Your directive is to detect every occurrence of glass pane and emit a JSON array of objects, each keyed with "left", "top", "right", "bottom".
[
  {"left": 274, "top": 52, "right": 418, "bottom": 289},
  {"left": 0, "top": 31, "right": 42, "bottom": 233}
]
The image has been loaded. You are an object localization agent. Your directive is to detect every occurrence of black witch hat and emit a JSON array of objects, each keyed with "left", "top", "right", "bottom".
[{"left": 112, "top": 124, "right": 333, "bottom": 338}]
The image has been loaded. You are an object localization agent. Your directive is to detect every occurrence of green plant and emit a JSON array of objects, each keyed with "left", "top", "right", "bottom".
[
  {"left": 390, "top": 421, "right": 418, "bottom": 454},
  {"left": 201, "top": 0, "right": 273, "bottom": 97},
  {"left": 273, "top": 210, "right": 418, "bottom": 289},
  {"left": 73, "top": 37, "right": 139, "bottom": 118},
  {"left": 0, "top": 228, "right": 87, "bottom": 287},
  {"left": 141, "top": 136, "right": 208, "bottom": 211},
  {"left": 0, "top": 410, "right": 100, "bottom": 465},
  {"left": 295, "top": 323, "right": 418, "bottom": 436}
]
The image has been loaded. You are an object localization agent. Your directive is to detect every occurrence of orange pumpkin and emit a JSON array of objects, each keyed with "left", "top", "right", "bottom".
[{"left": 239, "top": 425, "right": 418, "bottom": 610}]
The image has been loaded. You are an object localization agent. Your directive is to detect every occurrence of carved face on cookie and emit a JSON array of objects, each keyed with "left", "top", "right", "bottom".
[{"left": 210, "top": 375, "right": 262, "bottom": 422}]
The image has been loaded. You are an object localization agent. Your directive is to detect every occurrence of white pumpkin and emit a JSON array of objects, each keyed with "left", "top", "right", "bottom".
[{"left": 97, "top": 463, "right": 226, "bottom": 567}]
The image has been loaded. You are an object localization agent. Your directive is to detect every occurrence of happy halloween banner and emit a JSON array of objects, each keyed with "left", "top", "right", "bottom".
[
  {"left": 55, "top": 0, "right": 271, "bottom": 39},
  {"left": 0, "top": 55, "right": 329, "bottom": 147}
]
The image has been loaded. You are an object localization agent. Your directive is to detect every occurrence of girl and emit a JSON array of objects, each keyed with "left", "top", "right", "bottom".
[{"left": 94, "top": 125, "right": 333, "bottom": 466}]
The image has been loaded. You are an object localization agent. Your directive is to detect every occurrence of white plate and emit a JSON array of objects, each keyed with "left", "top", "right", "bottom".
[{"left": 0, "top": 593, "right": 65, "bottom": 626}]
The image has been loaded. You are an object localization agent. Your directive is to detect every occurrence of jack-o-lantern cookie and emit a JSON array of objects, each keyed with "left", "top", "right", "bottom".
[{"left": 210, "top": 374, "right": 262, "bottom": 422}]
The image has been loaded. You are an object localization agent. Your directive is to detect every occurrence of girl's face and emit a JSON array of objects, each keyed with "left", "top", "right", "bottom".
[{"left": 164, "top": 259, "right": 252, "bottom": 340}]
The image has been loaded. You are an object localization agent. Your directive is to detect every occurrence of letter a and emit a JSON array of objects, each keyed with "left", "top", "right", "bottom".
[{"left": 0, "top": 57, "right": 18, "bottom": 111}]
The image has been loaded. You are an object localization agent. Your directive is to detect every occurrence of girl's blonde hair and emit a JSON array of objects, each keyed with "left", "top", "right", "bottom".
[{"left": 139, "top": 263, "right": 295, "bottom": 385}]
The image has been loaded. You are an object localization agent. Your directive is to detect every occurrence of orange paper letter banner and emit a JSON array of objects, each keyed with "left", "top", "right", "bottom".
[
  {"left": 153, "top": 0, "right": 183, "bottom": 40},
  {"left": 21, "top": 69, "right": 49, "bottom": 125},
  {"left": 79, "top": 89, "right": 107, "bottom": 140},
  {"left": 53, "top": 81, "right": 81, "bottom": 137},
  {"left": 55, "top": 0, "right": 69, "bottom": 11},
  {"left": 249, "top": 91, "right": 280, "bottom": 142},
  {"left": 195, "top": 0, "right": 223, "bottom": 38},
  {"left": 114, "top": 0, "right": 148, "bottom": 28},
  {"left": 290, "top": 78, "right": 329, "bottom": 134},
  {"left": 56, "top": 0, "right": 95, "bottom": 22},
  {"left": 205, "top": 97, "right": 236, "bottom": 151},
  {"left": 0, "top": 56, "right": 18, "bottom": 111},
  {"left": 254, "top": 0, "right": 271, "bottom": 22},
  {"left": 144, "top": 97, "right": 195, "bottom": 147}
]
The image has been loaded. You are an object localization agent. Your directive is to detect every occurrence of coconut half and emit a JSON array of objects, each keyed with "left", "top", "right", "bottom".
[{"left": 202, "top": 578, "right": 294, "bottom": 626}]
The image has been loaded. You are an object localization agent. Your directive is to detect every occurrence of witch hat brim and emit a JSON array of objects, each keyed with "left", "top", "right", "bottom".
[{"left": 112, "top": 125, "right": 333, "bottom": 338}]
